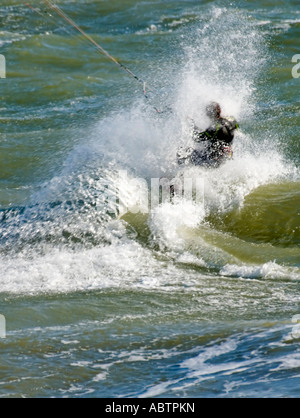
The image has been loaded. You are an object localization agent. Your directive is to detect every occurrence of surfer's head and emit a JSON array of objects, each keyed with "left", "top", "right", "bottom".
[{"left": 206, "top": 102, "right": 221, "bottom": 119}]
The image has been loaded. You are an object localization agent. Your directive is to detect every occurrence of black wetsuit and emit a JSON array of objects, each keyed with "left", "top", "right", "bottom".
[
  {"left": 191, "top": 117, "right": 239, "bottom": 166},
  {"left": 178, "top": 117, "right": 239, "bottom": 167}
]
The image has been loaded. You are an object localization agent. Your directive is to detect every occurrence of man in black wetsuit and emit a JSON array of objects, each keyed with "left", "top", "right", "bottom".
[{"left": 177, "top": 102, "right": 239, "bottom": 167}]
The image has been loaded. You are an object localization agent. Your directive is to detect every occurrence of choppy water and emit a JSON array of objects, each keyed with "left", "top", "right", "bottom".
[{"left": 0, "top": 0, "right": 299, "bottom": 398}]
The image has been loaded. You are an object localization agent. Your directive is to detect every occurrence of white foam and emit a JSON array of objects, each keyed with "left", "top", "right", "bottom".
[
  {"left": 181, "top": 339, "right": 238, "bottom": 373},
  {"left": 221, "top": 262, "right": 300, "bottom": 281},
  {"left": 92, "top": 372, "right": 108, "bottom": 382},
  {"left": 0, "top": 240, "right": 160, "bottom": 294},
  {"left": 140, "top": 381, "right": 174, "bottom": 398},
  {"left": 148, "top": 199, "right": 206, "bottom": 252},
  {"left": 271, "top": 353, "right": 300, "bottom": 372},
  {"left": 0, "top": 236, "right": 205, "bottom": 295},
  {"left": 0, "top": 31, "right": 26, "bottom": 47},
  {"left": 139, "top": 337, "right": 262, "bottom": 397}
]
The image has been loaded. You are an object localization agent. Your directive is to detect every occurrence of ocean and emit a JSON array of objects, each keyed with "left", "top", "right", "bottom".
[{"left": 0, "top": 0, "right": 299, "bottom": 398}]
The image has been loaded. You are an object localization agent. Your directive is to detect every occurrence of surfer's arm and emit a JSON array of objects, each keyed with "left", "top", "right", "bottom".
[
  {"left": 232, "top": 119, "right": 239, "bottom": 131},
  {"left": 192, "top": 126, "right": 210, "bottom": 142},
  {"left": 224, "top": 117, "right": 239, "bottom": 131}
]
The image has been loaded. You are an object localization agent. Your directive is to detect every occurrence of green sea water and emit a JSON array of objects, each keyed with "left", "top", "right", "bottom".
[{"left": 0, "top": 0, "right": 299, "bottom": 398}]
